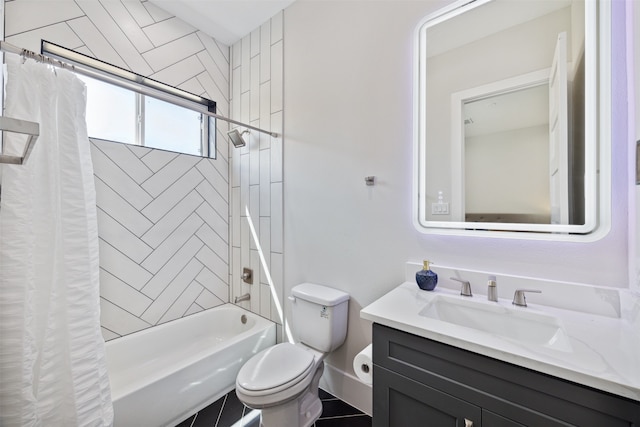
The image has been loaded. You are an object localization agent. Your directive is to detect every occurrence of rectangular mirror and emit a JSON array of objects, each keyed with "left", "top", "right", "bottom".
[{"left": 414, "top": 0, "right": 610, "bottom": 239}]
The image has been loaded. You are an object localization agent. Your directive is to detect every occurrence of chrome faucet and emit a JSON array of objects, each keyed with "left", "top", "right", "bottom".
[
  {"left": 450, "top": 277, "right": 472, "bottom": 297},
  {"left": 234, "top": 293, "right": 251, "bottom": 303},
  {"left": 487, "top": 275, "right": 498, "bottom": 302},
  {"left": 512, "top": 289, "right": 541, "bottom": 307}
]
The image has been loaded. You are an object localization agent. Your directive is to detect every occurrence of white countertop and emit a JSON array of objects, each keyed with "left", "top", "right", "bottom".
[{"left": 361, "top": 281, "right": 640, "bottom": 401}]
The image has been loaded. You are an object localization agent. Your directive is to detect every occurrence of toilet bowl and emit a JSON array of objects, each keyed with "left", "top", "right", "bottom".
[
  {"left": 235, "top": 283, "right": 349, "bottom": 427},
  {"left": 236, "top": 343, "right": 325, "bottom": 427}
]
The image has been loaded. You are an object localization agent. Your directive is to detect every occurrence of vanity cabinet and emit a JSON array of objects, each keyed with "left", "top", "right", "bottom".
[{"left": 372, "top": 324, "right": 640, "bottom": 427}]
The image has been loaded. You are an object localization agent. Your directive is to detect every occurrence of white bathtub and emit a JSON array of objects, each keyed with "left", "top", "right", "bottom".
[{"left": 105, "top": 304, "right": 276, "bottom": 427}]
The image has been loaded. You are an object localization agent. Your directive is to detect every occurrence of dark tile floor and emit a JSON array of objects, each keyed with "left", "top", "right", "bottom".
[{"left": 176, "top": 388, "right": 371, "bottom": 427}]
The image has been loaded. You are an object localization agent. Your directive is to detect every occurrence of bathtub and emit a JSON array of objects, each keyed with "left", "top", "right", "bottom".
[{"left": 105, "top": 304, "right": 276, "bottom": 427}]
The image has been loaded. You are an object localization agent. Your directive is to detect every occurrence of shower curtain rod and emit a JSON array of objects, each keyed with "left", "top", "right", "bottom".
[{"left": 0, "top": 41, "right": 279, "bottom": 138}]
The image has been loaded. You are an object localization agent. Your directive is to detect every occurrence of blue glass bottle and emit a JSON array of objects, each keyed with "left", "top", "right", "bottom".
[{"left": 416, "top": 260, "right": 438, "bottom": 291}]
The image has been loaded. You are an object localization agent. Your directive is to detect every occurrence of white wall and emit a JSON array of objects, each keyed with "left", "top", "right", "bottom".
[{"left": 283, "top": 0, "right": 631, "bottom": 411}]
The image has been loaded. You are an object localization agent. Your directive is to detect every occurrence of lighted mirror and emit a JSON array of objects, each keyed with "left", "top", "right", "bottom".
[{"left": 414, "top": 0, "right": 611, "bottom": 239}]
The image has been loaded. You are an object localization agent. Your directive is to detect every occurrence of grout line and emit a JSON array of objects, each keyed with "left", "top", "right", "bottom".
[{"left": 214, "top": 394, "right": 228, "bottom": 427}]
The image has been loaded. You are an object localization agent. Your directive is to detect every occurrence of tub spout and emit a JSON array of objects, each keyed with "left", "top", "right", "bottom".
[{"left": 234, "top": 293, "right": 251, "bottom": 303}]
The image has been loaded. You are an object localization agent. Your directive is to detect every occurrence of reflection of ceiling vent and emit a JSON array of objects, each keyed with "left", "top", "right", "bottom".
[{"left": 464, "top": 118, "right": 474, "bottom": 125}]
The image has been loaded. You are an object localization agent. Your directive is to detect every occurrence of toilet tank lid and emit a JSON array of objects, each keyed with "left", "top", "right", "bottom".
[{"left": 292, "top": 283, "right": 350, "bottom": 306}]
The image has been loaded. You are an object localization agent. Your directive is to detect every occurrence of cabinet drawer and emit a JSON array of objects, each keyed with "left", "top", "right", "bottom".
[{"left": 373, "top": 323, "right": 640, "bottom": 426}]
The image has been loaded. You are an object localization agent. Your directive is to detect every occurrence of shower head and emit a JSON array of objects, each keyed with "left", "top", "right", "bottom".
[{"left": 227, "top": 129, "right": 250, "bottom": 148}]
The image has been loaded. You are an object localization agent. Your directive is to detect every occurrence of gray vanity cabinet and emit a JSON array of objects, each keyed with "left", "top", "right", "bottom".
[{"left": 372, "top": 324, "right": 640, "bottom": 427}]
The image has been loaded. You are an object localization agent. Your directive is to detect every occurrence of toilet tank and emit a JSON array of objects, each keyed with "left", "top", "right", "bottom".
[{"left": 291, "top": 283, "right": 350, "bottom": 352}]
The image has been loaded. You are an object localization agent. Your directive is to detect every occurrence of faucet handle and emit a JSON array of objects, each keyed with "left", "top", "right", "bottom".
[
  {"left": 450, "top": 277, "right": 473, "bottom": 297},
  {"left": 512, "top": 289, "right": 541, "bottom": 307}
]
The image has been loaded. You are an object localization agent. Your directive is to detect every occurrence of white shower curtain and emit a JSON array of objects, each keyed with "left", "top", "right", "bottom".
[{"left": 0, "top": 58, "right": 113, "bottom": 426}]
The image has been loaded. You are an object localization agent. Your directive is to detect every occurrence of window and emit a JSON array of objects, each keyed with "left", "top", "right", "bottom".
[{"left": 80, "top": 75, "right": 215, "bottom": 157}]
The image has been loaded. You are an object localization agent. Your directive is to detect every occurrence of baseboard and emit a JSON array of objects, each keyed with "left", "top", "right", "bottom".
[{"left": 319, "top": 362, "right": 372, "bottom": 416}]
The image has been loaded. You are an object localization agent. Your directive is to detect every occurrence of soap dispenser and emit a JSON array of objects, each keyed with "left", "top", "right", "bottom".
[{"left": 416, "top": 260, "right": 438, "bottom": 291}]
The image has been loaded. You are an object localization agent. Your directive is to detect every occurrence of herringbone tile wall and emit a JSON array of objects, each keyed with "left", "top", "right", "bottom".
[
  {"left": 4, "top": 0, "right": 234, "bottom": 339},
  {"left": 92, "top": 139, "right": 230, "bottom": 340}
]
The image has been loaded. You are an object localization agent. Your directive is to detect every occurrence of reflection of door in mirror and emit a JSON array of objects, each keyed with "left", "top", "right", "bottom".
[{"left": 424, "top": 0, "right": 587, "bottom": 229}]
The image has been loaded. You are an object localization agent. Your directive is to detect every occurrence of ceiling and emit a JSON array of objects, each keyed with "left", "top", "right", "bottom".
[{"left": 148, "top": 0, "right": 297, "bottom": 46}]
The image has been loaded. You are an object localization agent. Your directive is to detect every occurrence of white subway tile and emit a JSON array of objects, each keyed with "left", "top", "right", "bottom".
[
  {"left": 270, "top": 252, "right": 284, "bottom": 323},
  {"left": 259, "top": 217, "right": 271, "bottom": 284},
  {"left": 99, "top": 239, "right": 153, "bottom": 290},
  {"left": 196, "top": 202, "right": 229, "bottom": 244},
  {"left": 259, "top": 82, "right": 272, "bottom": 150},
  {"left": 141, "top": 257, "right": 203, "bottom": 324},
  {"left": 100, "top": 0, "right": 154, "bottom": 52},
  {"left": 250, "top": 28, "right": 260, "bottom": 58},
  {"left": 142, "top": 33, "right": 204, "bottom": 72},
  {"left": 143, "top": 16, "right": 196, "bottom": 47},
  {"left": 232, "top": 187, "right": 241, "bottom": 248},
  {"left": 196, "top": 244, "right": 229, "bottom": 280},
  {"left": 141, "top": 191, "right": 204, "bottom": 248},
  {"left": 260, "top": 149, "right": 271, "bottom": 216},
  {"left": 143, "top": 1, "right": 173, "bottom": 22},
  {"left": 96, "top": 208, "right": 153, "bottom": 264},
  {"left": 100, "top": 269, "right": 152, "bottom": 316},
  {"left": 270, "top": 111, "right": 283, "bottom": 183},
  {"left": 196, "top": 288, "right": 225, "bottom": 309},
  {"left": 196, "top": 179, "right": 229, "bottom": 224},
  {"left": 270, "top": 182, "right": 283, "bottom": 253},
  {"left": 95, "top": 177, "right": 153, "bottom": 238},
  {"left": 260, "top": 283, "right": 272, "bottom": 320},
  {"left": 5, "top": 0, "right": 83, "bottom": 37},
  {"left": 141, "top": 236, "right": 203, "bottom": 299},
  {"left": 271, "top": 11, "right": 283, "bottom": 44},
  {"left": 179, "top": 77, "right": 206, "bottom": 97},
  {"left": 250, "top": 56, "right": 260, "bottom": 122},
  {"left": 197, "top": 159, "right": 228, "bottom": 201},
  {"left": 141, "top": 213, "right": 204, "bottom": 273},
  {"left": 93, "top": 140, "right": 153, "bottom": 184},
  {"left": 142, "top": 168, "right": 205, "bottom": 222},
  {"left": 270, "top": 40, "right": 283, "bottom": 112},
  {"left": 68, "top": 17, "right": 128, "bottom": 69},
  {"left": 250, "top": 132, "right": 261, "bottom": 186},
  {"left": 76, "top": 1, "right": 153, "bottom": 75},
  {"left": 232, "top": 247, "right": 242, "bottom": 301},
  {"left": 197, "top": 31, "right": 230, "bottom": 78},
  {"left": 241, "top": 35, "right": 251, "bottom": 92},
  {"left": 196, "top": 267, "right": 229, "bottom": 302},
  {"left": 249, "top": 185, "right": 260, "bottom": 250},
  {"left": 260, "top": 21, "right": 271, "bottom": 83},
  {"left": 197, "top": 223, "right": 229, "bottom": 264},
  {"left": 150, "top": 54, "right": 205, "bottom": 87},
  {"left": 250, "top": 250, "right": 261, "bottom": 313},
  {"left": 100, "top": 299, "right": 151, "bottom": 337},
  {"left": 197, "top": 51, "right": 228, "bottom": 102},
  {"left": 158, "top": 282, "right": 204, "bottom": 324},
  {"left": 240, "top": 153, "right": 250, "bottom": 211},
  {"left": 122, "top": 0, "right": 155, "bottom": 28},
  {"left": 6, "top": 23, "right": 82, "bottom": 54}
]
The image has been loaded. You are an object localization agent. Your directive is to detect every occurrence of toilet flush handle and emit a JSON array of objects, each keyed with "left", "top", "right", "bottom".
[{"left": 288, "top": 296, "right": 296, "bottom": 303}]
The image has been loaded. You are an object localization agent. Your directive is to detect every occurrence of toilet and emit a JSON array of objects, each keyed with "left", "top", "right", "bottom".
[{"left": 235, "top": 283, "right": 350, "bottom": 427}]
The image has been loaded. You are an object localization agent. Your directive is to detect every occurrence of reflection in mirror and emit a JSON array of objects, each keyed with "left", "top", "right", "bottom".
[{"left": 414, "top": 0, "right": 607, "bottom": 237}]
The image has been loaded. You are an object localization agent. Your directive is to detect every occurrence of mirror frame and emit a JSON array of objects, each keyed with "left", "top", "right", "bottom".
[{"left": 412, "top": 0, "right": 611, "bottom": 241}]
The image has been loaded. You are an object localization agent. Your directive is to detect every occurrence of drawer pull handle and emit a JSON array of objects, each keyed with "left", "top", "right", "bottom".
[{"left": 464, "top": 419, "right": 473, "bottom": 427}]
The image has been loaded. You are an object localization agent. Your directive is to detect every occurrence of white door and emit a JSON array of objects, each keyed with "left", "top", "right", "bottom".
[{"left": 548, "top": 32, "right": 569, "bottom": 225}]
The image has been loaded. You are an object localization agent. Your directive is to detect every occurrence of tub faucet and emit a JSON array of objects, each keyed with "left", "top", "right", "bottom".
[{"left": 234, "top": 293, "right": 251, "bottom": 303}]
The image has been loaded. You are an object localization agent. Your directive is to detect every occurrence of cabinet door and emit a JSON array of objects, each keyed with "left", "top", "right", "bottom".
[
  {"left": 374, "top": 366, "right": 481, "bottom": 427},
  {"left": 483, "top": 410, "right": 527, "bottom": 427}
]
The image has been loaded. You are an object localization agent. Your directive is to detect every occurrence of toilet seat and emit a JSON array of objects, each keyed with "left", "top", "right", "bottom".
[{"left": 236, "top": 343, "right": 316, "bottom": 397}]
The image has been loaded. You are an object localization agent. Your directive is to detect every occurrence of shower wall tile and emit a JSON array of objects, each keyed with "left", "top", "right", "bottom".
[
  {"left": 142, "top": 16, "right": 196, "bottom": 47},
  {"left": 5, "top": 0, "right": 231, "bottom": 340},
  {"left": 4, "top": 1, "right": 83, "bottom": 37},
  {"left": 230, "top": 11, "right": 284, "bottom": 325},
  {"left": 99, "top": 0, "right": 154, "bottom": 53}
]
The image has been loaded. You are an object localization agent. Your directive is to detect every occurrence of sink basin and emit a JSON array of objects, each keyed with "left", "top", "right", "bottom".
[{"left": 419, "top": 294, "right": 572, "bottom": 352}]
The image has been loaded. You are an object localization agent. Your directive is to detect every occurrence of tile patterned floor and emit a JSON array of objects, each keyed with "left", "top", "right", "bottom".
[{"left": 176, "top": 388, "right": 372, "bottom": 427}]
